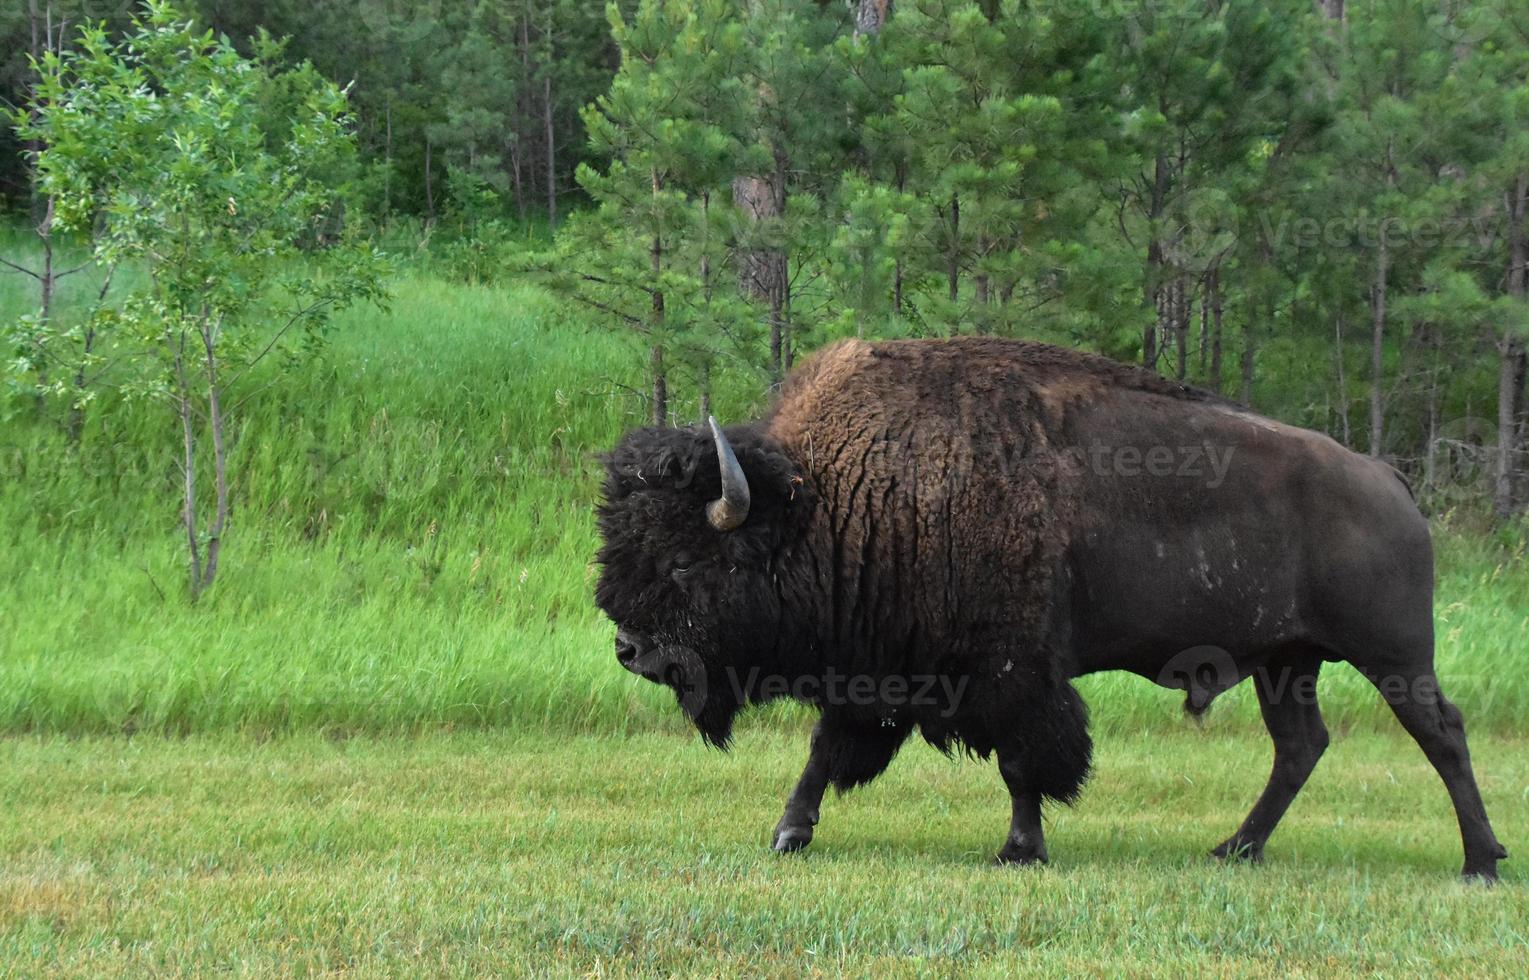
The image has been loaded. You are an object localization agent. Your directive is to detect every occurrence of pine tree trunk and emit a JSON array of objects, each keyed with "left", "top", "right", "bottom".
[
  {"left": 650, "top": 345, "right": 667, "bottom": 426},
  {"left": 774, "top": 146, "right": 791, "bottom": 373},
  {"left": 513, "top": 9, "right": 531, "bottom": 222},
  {"left": 25, "top": 0, "right": 45, "bottom": 219},
  {"left": 1174, "top": 274, "right": 1190, "bottom": 381},
  {"left": 1144, "top": 249, "right": 1164, "bottom": 369},
  {"left": 947, "top": 194, "right": 960, "bottom": 304},
  {"left": 1335, "top": 311, "right": 1351, "bottom": 446},
  {"left": 544, "top": 78, "right": 556, "bottom": 229},
  {"left": 733, "top": 174, "right": 779, "bottom": 376},
  {"left": 892, "top": 162, "right": 905, "bottom": 315},
  {"left": 1495, "top": 173, "right": 1528, "bottom": 519},
  {"left": 855, "top": 0, "right": 890, "bottom": 36},
  {"left": 650, "top": 167, "right": 667, "bottom": 426},
  {"left": 424, "top": 140, "right": 435, "bottom": 220},
  {"left": 1198, "top": 279, "right": 1210, "bottom": 376},
  {"left": 1241, "top": 315, "right": 1257, "bottom": 408},
  {"left": 1209, "top": 266, "right": 1223, "bottom": 392},
  {"left": 1368, "top": 225, "right": 1389, "bottom": 458},
  {"left": 974, "top": 233, "right": 990, "bottom": 333},
  {"left": 1496, "top": 345, "right": 1523, "bottom": 516},
  {"left": 733, "top": 165, "right": 788, "bottom": 382},
  {"left": 508, "top": 140, "right": 526, "bottom": 222},
  {"left": 543, "top": 7, "right": 557, "bottom": 232},
  {"left": 1511, "top": 351, "right": 1529, "bottom": 511},
  {"left": 1143, "top": 152, "right": 1170, "bottom": 369},
  {"left": 732, "top": 0, "right": 792, "bottom": 385},
  {"left": 383, "top": 94, "right": 393, "bottom": 215},
  {"left": 851, "top": 0, "right": 889, "bottom": 341},
  {"left": 1425, "top": 330, "right": 1439, "bottom": 489}
]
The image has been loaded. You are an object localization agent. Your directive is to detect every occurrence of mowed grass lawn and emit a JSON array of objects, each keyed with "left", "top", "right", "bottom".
[{"left": 2, "top": 727, "right": 1525, "bottom": 976}]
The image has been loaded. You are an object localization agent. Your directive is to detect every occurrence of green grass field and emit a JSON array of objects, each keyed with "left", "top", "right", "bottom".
[
  {"left": 2, "top": 730, "right": 1525, "bottom": 976},
  {"left": 3, "top": 238, "right": 1527, "bottom": 974}
]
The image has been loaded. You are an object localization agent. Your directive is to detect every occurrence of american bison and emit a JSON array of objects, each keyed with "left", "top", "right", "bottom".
[{"left": 595, "top": 337, "right": 1507, "bottom": 880}]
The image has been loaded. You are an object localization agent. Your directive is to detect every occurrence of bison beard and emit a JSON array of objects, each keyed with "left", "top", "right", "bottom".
[{"left": 595, "top": 337, "right": 1507, "bottom": 880}]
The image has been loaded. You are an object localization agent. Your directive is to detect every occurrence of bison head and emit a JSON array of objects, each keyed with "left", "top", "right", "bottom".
[{"left": 595, "top": 418, "right": 809, "bottom": 746}]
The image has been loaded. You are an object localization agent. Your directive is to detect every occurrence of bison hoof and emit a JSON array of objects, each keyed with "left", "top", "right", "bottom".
[
  {"left": 1463, "top": 843, "right": 1509, "bottom": 882},
  {"left": 1461, "top": 865, "right": 1500, "bottom": 884},
  {"left": 1211, "top": 837, "right": 1264, "bottom": 864},
  {"left": 772, "top": 825, "right": 813, "bottom": 854},
  {"left": 1462, "top": 858, "right": 1504, "bottom": 883},
  {"left": 995, "top": 841, "right": 1048, "bottom": 867}
]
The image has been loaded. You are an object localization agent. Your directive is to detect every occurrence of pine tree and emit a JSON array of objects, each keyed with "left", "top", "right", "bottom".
[
  {"left": 525, "top": 0, "right": 751, "bottom": 424},
  {"left": 863, "top": 0, "right": 1115, "bottom": 338},
  {"left": 1093, "top": 0, "right": 1313, "bottom": 374},
  {"left": 1431, "top": 0, "right": 1529, "bottom": 515}
]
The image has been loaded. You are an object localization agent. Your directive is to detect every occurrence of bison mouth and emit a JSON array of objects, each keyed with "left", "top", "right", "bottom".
[{"left": 615, "top": 631, "right": 743, "bottom": 748}]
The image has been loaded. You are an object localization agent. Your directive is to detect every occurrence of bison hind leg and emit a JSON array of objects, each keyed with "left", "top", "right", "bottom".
[
  {"left": 1212, "top": 655, "right": 1328, "bottom": 866},
  {"left": 1367, "top": 667, "right": 1507, "bottom": 880}
]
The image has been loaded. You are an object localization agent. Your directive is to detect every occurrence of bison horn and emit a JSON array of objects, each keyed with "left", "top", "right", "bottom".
[{"left": 706, "top": 416, "right": 750, "bottom": 531}]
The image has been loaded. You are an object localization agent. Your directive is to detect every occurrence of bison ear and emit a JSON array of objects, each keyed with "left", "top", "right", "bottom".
[{"left": 600, "top": 430, "right": 690, "bottom": 500}]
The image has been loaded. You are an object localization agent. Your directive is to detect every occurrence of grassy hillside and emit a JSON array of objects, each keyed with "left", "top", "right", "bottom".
[{"left": 1, "top": 243, "right": 1526, "bottom": 737}]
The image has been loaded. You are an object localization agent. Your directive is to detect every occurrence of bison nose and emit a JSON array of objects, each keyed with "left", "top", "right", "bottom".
[{"left": 615, "top": 628, "right": 646, "bottom": 669}]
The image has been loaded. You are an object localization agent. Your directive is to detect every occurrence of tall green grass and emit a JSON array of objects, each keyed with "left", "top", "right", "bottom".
[
  {"left": 1, "top": 238, "right": 1526, "bottom": 736},
  {"left": 0, "top": 259, "right": 767, "bottom": 736}
]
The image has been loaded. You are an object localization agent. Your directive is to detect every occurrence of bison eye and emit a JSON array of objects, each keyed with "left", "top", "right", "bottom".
[{"left": 670, "top": 561, "right": 694, "bottom": 584}]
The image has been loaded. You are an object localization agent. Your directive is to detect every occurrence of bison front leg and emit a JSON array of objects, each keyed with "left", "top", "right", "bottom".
[
  {"left": 771, "top": 718, "right": 831, "bottom": 853},
  {"left": 993, "top": 681, "right": 1093, "bottom": 866},
  {"left": 996, "top": 755, "right": 1049, "bottom": 865},
  {"left": 772, "top": 712, "right": 909, "bottom": 854}
]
